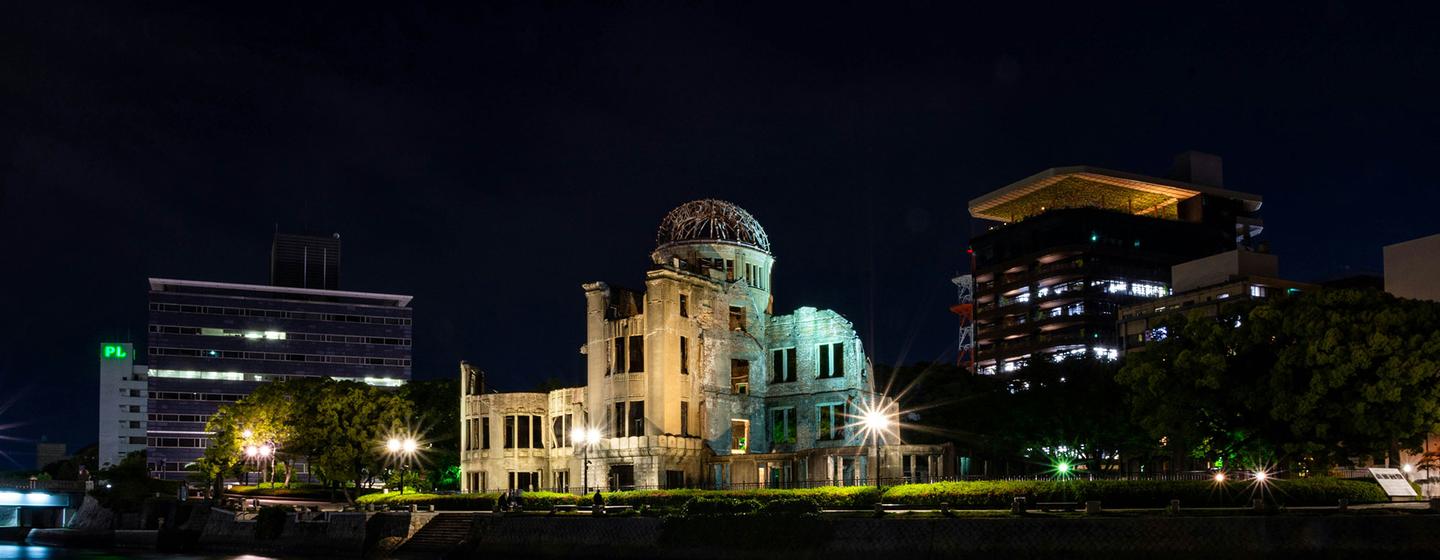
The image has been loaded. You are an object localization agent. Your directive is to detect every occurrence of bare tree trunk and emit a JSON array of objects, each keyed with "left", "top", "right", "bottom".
[{"left": 283, "top": 460, "right": 293, "bottom": 488}]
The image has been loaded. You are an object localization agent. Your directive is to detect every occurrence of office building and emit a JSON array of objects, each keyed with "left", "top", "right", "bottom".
[
  {"left": 461, "top": 200, "right": 950, "bottom": 492},
  {"left": 963, "top": 152, "right": 1264, "bottom": 374},
  {"left": 97, "top": 342, "right": 149, "bottom": 468},
  {"left": 1118, "top": 250, "right": 1311, "bottom": 353},
  {"left": 144, "top": 238, "right": 412, "bottom": 479}
]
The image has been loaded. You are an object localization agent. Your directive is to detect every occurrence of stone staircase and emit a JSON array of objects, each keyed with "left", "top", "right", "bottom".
[{"left": 391, "top": 513, "right": 475, "bottom": 558}]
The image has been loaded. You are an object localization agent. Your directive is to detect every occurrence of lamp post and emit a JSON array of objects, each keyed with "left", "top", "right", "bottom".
[
  {"left": 570, "top": 427, "right": 602, "bottom": 495},
  {"left": 243, "top": 444, "right": 258, "bottom": 486},
  {"left": 862, "top": 406, "right": 893, "bottom": 487},
  {"left": 387, "top": 437, "right": 419, "bottom": 494}
]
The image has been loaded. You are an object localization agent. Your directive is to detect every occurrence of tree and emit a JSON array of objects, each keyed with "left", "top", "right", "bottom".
[
  {"left": 401, "top": 378, "right": 460, "bottom": 492},
  {"left": 1260, "top": 289, "right": 1440, "bottom": 465},
  {"left": 300, "top": 380, "right": 412, "bottom": 502},
  {"left": 1119, "top": 289, "right": 1440, "bottom": 471},
  {"left": 1117, "top": 300, "right": 1288, "bottom": 467},
  {"left": 999, "top": 356, "right": 1153, "bottom": 474}
]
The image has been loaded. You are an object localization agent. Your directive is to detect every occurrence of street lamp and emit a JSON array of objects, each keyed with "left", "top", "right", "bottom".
[
  {"left": 243, "top": 445, "right": 259, "bottom": 486},
  {"left": 571, "top": 427, "right": 602, "bottom": 495},
  {"left": 861, "top": 404, "right": 893, "bottom": 487},
  {"left": 386, "top": 437, "right": 418, "bottom": 494}
]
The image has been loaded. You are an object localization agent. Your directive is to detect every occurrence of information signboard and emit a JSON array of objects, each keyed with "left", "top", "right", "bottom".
[{"left": 1369, "top": 467, "right": 1418, "bottom": 498}]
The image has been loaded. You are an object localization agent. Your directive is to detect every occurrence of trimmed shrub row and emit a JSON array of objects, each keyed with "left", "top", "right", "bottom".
[
  {"left": 352, "top": 478, "right": 1384, "bottom": 511},
  {"left": 880, "top": 478, "right": 1389, "bottom": 508}
]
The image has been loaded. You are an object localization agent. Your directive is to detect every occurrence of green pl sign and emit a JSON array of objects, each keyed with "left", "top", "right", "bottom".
[{"left": 102, "top": 343, "right": 129, "bottom": 359}]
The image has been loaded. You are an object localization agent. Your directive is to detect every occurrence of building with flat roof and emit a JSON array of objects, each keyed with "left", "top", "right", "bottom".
[
  {"left": 461, "top": 200, "right": 950, "bottom": 492},
  {"left": 1384, "top": 233, "right": 1440, "bottom": 302},
  {"left": 97, "top": 342, "right": 149, "bottom": 468},
  {"left": 962, "top": 152, "right": 1265, "bottom": 374},
  {"left": 1118, "top": 250, "right": 1312, "bottom": 353},
  {"left": 144, "top": 240, "right": 412, "bottom": 479}
]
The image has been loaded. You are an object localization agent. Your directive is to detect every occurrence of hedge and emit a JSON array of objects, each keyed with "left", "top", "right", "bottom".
[
  {"left": 350, "top": 478, "right": 1384, "bottom": 511},
  {"left": 356, "top": 491, "right": 581, "bottom": 510},
  {"left": 604, "top": 486, "right": 880, "bottom": 509},
  {"left": 880, "top": 478, "right": 1389, "bottom": 508}
]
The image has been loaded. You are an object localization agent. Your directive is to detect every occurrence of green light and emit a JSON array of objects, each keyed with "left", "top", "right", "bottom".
[
  {"left": 1056, "top": 461, "right": 1071, "bottom": 473},
  {"left": 101, "top": 343, "right": 128, "bottom": 360},
  {"left": 1090, "top": 232, "right": 1099, "bottom": 242}
]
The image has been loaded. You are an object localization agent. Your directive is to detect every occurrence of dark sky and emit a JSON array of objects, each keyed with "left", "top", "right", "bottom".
[{"left": 4, "top": 1, "right": 1439, "bottom": 466}]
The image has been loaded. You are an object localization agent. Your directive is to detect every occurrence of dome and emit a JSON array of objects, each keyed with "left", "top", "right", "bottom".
[{"left": 656, "top": 199, "right": 771, "bottom": 253}]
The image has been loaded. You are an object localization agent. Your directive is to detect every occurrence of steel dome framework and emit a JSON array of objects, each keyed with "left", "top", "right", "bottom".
[{"left": 656, "top": 199, "right": 771, "bottom": 253}]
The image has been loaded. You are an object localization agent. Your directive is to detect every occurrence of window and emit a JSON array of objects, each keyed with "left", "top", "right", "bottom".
[
  {"left": 731, "top": 359, "right": 749, "bottom": 394},
  {"left": 730, "top": 419, "right": 749, "bottom": 452},
  {"left": 680, "top": 402, "right": 690, "bottom": 437},
  {"left": 532, "top": 415, "right": 544, "bottom": 449},
  {"left": 817, "top": 403, "right": 846, "bottom": 441},
  {"left": 729, "top": 306, "right": 746, "bottom": 331},
  {"left": 553, "top": 414, "right": 572, "bottom": 448},
  {"left": 726, "top": 259, "right": 736, "bottom": 281},
  {"left": 818, "top": 343, "right": 845, "bottom": 378},
  {"left": 611, "top": 337, "right": 625, "bottom": 375},
  {"left": 628, "top": 401, "right": 645, "bottom": 437},
  {"left": 1250, "top": 285, "right": 1267, "bottom": 298},
  {"left": 509, "top": 471, "right": 540, "bottom": 491},
  {"left": 614, "top": 402, "right": 626, "bottom": 438},
  {"left": 516, "top": 414, "right": 531, "bottom": 448},
  {"left": 680, "top": 337, "right": 689, "bottom": 374},
  {"left": 554, "top": 471, "right": 570, "bottom": 493},
  {"left": 482, "top": 417, "right": 491, "bottom": 449},
  {"left": 665, "top": 470, "right": 685, "bottom": 489},
  {"left": 504, "top": 416, "right": 515, "bottom": 449},
  {"left": 744, "top": 263, "right": 764, "bottom": 289},
  {"left": 628, "top": 335, "right": 644, "bottom": 372},
  {"left": 771, "top": 348, "right": 797, "bottom": 383},
  {"left": 770, "top": 407, "right": 797, "bottom": 444},
  {"left": 679, "top": 294, "right": 688, "bottom": 317}
]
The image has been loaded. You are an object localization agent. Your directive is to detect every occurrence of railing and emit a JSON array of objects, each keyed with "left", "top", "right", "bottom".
[{"left": 0, "top": 479, "right": 88, "bottom": 492}]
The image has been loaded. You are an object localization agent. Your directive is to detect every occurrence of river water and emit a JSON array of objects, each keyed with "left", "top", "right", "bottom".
[{"left": 0, "top": 545, "right": 276, "bottom": 559}]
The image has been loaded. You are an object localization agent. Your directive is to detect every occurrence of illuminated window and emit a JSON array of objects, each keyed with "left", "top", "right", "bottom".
[
  {"left": 1249, "top": 285, "right": 1267, "bottom": 298},
  {"left": 731, "top": 419, "right": 749, "bottom": 452},
  {"left": 731, "top": 359, "right": 750, "bottom": 394},
  {"left": 771, "top": 348, "right": 797, "bottom": 383}
]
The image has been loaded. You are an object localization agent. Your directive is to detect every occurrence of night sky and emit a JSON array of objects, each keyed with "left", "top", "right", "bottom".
[{"left": 4, "top": 1, "right": 1440, "bottom": 466}]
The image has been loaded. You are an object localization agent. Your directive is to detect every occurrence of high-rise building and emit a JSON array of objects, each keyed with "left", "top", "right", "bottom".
[
  {"left": 460, "top": 200, "right": 950, "bottom": 492},
  {"left": 97, "top": 342, "right": 149, "bottom": 468},
  {"left": 270, "top": 233, "right": 341, "bottom": 290},
  {"left": 144, "top": 240, "right": 411, "bottom": 479},
  {"left": 964, "top": 152, "right": 1264, "bottom": 374}
]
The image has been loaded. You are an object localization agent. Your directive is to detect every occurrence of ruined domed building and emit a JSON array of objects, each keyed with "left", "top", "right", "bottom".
[{"left": 460, "top": 200, "right": 951, "bottom": 492}]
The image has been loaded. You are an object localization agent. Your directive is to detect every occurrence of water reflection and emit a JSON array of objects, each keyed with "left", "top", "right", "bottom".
[{"left": 0, "top": 544, "right": 277, "bottom": 560}]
